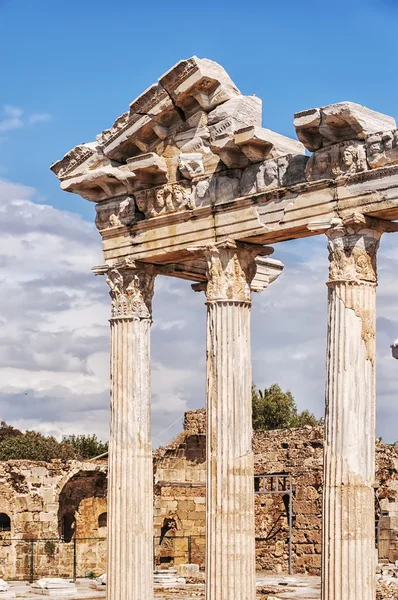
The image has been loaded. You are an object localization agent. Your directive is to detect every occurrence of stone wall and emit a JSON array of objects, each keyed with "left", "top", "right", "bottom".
[
  {"left": 0, "top": 459, "right": 107, "bottom": 580},
  {"left": 0, "top": 410, "right": 397, "bottom": 579},
  {"left": 154, "top": 410, "right": 398, "bottom": 575}
]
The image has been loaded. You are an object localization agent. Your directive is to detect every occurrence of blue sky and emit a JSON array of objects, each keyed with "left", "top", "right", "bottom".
[{"left": 0, "top": 0, "right": 397, "bottom": 444}]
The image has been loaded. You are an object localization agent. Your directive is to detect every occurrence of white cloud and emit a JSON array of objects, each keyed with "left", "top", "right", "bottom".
[
  {"left": 28, "top": 113, "right": 52, "bottom": 125},
  {"left": 0, "top": 106, "right": 52, "bottom": 135},
  {"left": 0, "top": 105, "right": 23, "bottom": 133},
  {"left": 0, "top": 177, "right": 397, "bottom": 446}
]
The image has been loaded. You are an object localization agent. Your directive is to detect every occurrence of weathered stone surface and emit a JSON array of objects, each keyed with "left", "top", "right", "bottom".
[
  {"left": 305, "top": 140, "right": 367, "bottom": 181},
  {"left": 159, "top": 56, "right": 241, "bottom": 113},
  {"left": 367, "top": 130, "right": 398, "bottom": 169},
  {"left": 235, "top": 125, "right": 305, "bottom": 162},
  {"left": 295, "top": 102, "right": 396, "bottom": 151}
]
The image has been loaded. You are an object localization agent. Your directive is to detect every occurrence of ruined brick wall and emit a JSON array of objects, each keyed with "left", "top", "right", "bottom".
[
  {"left": 153, "top": 411, "right": 398, "bottom": 575},
  {"left": 153, "top": 417, "right": 206, "bottom": 568},
  {"left": 183, "top": 409, "right": 206, "bottom": 435},
  {"left": 253, "top": 426, "right": 324, "bottom": 574},
  {"left": 0, "top": 460, "right": 107, "bottom": 580}
]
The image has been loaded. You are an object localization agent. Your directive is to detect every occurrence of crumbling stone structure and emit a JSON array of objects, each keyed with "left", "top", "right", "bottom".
[
  {"left": 154, "top": 410, "right": 398, "bottom": 576},
  {"left": 0, "top": 460, "right": 107, "bottom": 580},
  {"left": 51, "top": 55, "right": 398, "bottom": 600}
]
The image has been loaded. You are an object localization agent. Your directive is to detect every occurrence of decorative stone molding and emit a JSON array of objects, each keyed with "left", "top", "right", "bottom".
[
  {"left": 135, "top": 183, "right": 194, "bottom": 219},
  {"left": 105, "top": 265, "right": 155, "bottom": 319},
  {"left": 366, "top": 129, "right": 398, "bottom": 169},
  {"left": 294, "top": 102, "right": 396, "bottom": 151},
  {"left": 190, "top": 240, "right": 274, "bottom": 302},
  {"left": 326, "top": 216, "right": 382, "bottom": 284},
  {"left": 305, "top": 140, "right": 367, "bottom": 181},
  {"left": 95, "top": 196, "right": 136, "bottom": 231}
]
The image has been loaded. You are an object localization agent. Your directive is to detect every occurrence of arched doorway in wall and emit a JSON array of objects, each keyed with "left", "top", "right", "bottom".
[
  {"left": 57, "top": 470, "right": 107, "bottom": 540},
  {"left": 0, "top": 513, "right": 11, "bottom": 532}
]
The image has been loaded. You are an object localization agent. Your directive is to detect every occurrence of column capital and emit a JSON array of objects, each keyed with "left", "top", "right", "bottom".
[
  {"left": 326, "top": 214, "right": 383, "bottom": 285},
  {"left": 101, "top": 261, "right": 156, "bottom": 320},
  {"left": 189, "top": 240, "right": 273, "bottom": 302}
]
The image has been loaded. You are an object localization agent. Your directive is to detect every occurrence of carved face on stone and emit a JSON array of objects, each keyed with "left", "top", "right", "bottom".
[
  {"left": 342, "top": 147, "right": 356, "bottom": 168},
  {"left": 173, "top": 185, "right": 187, "bottom": 208},
  {"left": 154, "top": 188, "right": 165, "bottom": 211},
  {"left": 316, "top": 151, "right": 330, "bottom": 174}
]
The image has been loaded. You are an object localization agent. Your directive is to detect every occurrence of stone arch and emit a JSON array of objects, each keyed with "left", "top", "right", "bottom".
[
  {"left": 57, "top": 469, "right": 107, "bottom": 539},
  {"left": 0, "top": 513, "right": 11, "bottom": 532},
  {"left": 98, "top": 512, "right": 107, "bottom": 529}
]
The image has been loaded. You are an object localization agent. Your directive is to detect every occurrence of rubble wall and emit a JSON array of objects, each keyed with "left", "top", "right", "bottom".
[
  {"left": 154, "top": 411, "right": 398, "bottom": 575},
  {"left": 0, "top": 460, "right": 107, "bottom": 580}
]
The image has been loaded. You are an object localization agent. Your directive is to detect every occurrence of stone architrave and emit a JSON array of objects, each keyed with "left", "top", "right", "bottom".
[
  {"left": 196, "top": 240, "right": 273, "bottom": 600},
  {"left": 104, "top": 263, "right": 156, "bottom": 600},
  {"left": 323, "top": 215, "right": 383, "bottom": 600}
]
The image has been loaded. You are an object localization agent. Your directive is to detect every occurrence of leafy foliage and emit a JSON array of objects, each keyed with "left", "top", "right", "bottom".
[
  {"left": 0, "top": 424, "right": 108, "bottom": 462},
  {"left": 252, "top": 383, "right": 322, "bottom": 431}
]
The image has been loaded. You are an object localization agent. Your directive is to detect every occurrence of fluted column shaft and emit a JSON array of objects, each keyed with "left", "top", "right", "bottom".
[
  {"left": 322, "top": 220, "right": 382, "bottom": 600},
  {"left": 201, "top": 241, "right": 263, "bottom": 600},
  {"left": 106, "top": 266, "right": 156, "bottom": 600}
]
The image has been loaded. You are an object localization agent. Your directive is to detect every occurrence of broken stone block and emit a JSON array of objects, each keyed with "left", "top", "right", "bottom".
[
  {"left": 126, "top": 152, "right": 168, "bottom": 186},
  {"left": 278, "top": 154, "right": 308, "bottom": 186},
  {"left": 208, "top": 96, "right": 262, "bottom": 139},
  {"left": 240, "top": 159, "right": 279, "bottom": 196},
  {"left": 178, "top": 153, "right": 205, "bottom": 179},
  {"left": 366, "top": 129, "right": 398, "bottom": 169},
  {"left": 234, "top": 125, "right": 305, "bottom": 162},
  {"left": 175, "top": 564, "right": 200, "bottom": 578},
  {"left": 159, "top": 56, "right": 240, "bottom": 114},
  {"left": 294, "top": 102, "right": 396, "bottom": 151}
]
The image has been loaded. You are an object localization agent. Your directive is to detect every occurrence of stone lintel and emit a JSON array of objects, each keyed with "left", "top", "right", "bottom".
[{"left": 96, "top": 167, "right": 398, "bottom": 263}]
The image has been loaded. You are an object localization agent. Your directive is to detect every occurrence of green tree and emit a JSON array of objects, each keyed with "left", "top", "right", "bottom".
[
  {"left": 252, "top": 383, "right": 322, "bottom": 430},
  {"left": 0, "top": 423, "right": 108, "bottom": 462},
  {"left": 65, "top": 435, "right": 108, "bottom": 460}
]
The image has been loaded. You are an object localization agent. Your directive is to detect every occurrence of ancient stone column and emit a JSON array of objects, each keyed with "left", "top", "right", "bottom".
[
  {"left": 105, "top": 264, "right": 156, "bottom": 600},
  {"left": 201, "top": 241, "right": 263, "bottom": 600},
  {"left": 322, "top": 217, "right": 383, "bottom": 600}
]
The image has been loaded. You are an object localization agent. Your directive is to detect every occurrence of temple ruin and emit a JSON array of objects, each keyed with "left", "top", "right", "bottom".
[{"left": 51, "top": 56, "right": 398, "bottom": 600}]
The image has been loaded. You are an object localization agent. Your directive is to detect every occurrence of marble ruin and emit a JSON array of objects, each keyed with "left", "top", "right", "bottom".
[{"left": 51, "top": 56, "right": 398, "bottom": 600}]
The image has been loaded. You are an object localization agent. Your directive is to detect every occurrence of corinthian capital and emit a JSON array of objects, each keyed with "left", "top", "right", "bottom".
[
  {"left": 191, "top": 240, "right": 273, "bottom": 302},
  {"left": 105, "top": 265, "right": 156, "bottom": 319},
  {"left": 326, "top": 215, "right": 383, "bottom": 285}
]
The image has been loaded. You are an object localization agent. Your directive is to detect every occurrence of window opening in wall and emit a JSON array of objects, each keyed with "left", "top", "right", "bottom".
[
  {"left": 0, "top": 513, "right": 11, "bottom": 532},
  {"left": 62, "top": 514, "right": 76, "bottom": 543},
  {"left": 98, "top": 512, "right": 107, "bottom": 528}
]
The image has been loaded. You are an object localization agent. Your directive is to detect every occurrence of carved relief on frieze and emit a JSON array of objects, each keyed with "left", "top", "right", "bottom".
[
  {"left": 326, "top": 222, "right": 382, "bottom": 284},
  {"left": 305, "top": 141, "right": 367, "bottom": 181},
  {"left": 366, "top": 130, "right": 398, "bottom": 169},
  {"left": 106, "top": 266, "right": 155, "bottom": 319},
  {"left": 178, "top": 153, "right": 205, "bottom": 179},
  {"left": 135, "top": 182, "right": 194, "bottom": 219},
  {"left": 95, "top": 196, "right": 136, "bottom": 231}
]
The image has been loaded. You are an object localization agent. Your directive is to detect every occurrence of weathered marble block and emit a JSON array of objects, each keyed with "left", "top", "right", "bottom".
[
  {"left": 294, "top": 102, "right": 396, "bottom": 151},
  {"left": 366, "top": 130, "right": 398, "bottom": 169}
]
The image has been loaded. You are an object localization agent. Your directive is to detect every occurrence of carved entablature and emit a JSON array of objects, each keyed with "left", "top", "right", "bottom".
[
  {"left": 366, "top": 129, "right": 398, "bottom": 169},
  {"left": 135, "top": 183, "right": 194, "bottom": 219},
  {"left": 294, "top": 102, "right": 397, "bottom": 182},
  {"left": 95, "top": 196, "right": 136, "bottom": 231},
  {"left": 51, "top": 57, "right": 398, "bottom": 249},
  {"left": 51, "top": 56, "right": 308, "bottom": 216},
  {"left": 294, "top": 102, "right": 396, "bottom": 151},
  {"left": 305, "top": 140, "right": 367, "bottom": 181}
]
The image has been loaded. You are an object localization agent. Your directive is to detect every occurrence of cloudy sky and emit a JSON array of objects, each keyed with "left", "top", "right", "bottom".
[{"left": 0, "top": 0, "right": 397, "bottom": 445}]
